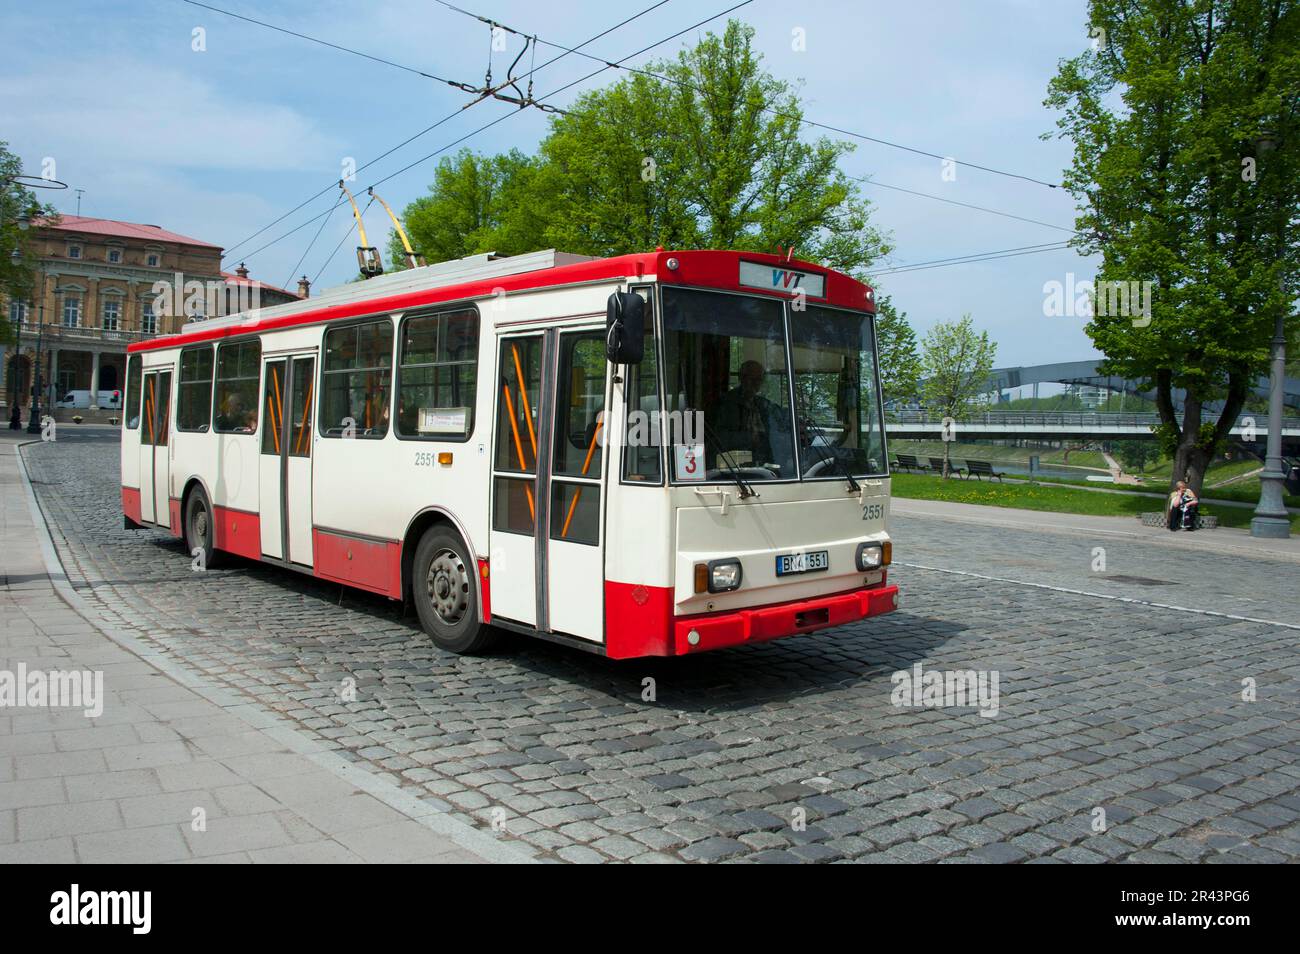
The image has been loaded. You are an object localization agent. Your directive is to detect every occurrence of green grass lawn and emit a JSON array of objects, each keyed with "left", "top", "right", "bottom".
[
  {"left": 890, "top": 440, "right": 1110, "bottom": 471},
  {"left": 891, "top": 473, "right": 1300, "bottom": 532}
]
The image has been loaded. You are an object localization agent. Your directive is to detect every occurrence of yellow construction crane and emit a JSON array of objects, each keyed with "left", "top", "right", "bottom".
[
  {"left": 369, "top": 188, "right": 425, "bottom": 269},
  {"left": 339, "top": 180, "right": 383, "bottom": 278}
]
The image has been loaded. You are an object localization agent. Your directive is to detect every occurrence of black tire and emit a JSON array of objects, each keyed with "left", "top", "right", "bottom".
[
  {"left": 412, "top": 526, "right": 498, "bottom": 654},
  {"left": 184, "top": 486, "right": 222, "bottom": 569}
]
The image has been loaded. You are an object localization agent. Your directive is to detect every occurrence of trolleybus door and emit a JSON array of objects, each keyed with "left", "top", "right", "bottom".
[
  {"left": 544, "top": 329, "right": 607, "bottom": 642},
  {"left": 138, "top": 369, "right": 171, "bottom": 526},
  {"left": 258, "top": 353, "right": 316, "bottom": 565},
  {"left": 489, "top": 329, "right": 607, "bottom": 643},
  {"left": 490, "top": 334, "right": 543, "bottom": 627}
]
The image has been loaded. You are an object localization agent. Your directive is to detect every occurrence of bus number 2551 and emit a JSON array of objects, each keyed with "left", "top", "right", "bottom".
[{"left": 862, "top": 502, "right": 885, "bottom": 521}]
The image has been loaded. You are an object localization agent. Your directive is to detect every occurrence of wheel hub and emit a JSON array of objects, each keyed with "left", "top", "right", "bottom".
[{"left": 426, "top": 549, "right": 468, "bottom": 625}]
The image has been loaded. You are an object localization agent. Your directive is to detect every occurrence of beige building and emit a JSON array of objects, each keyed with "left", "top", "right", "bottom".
[{"left": 3, "top": 215, "right": 302, "bottom": 419}]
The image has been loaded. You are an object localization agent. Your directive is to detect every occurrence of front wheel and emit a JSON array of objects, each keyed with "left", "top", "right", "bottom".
[{"left": 412, "top": 527, "right": 498, "bottom": 654}]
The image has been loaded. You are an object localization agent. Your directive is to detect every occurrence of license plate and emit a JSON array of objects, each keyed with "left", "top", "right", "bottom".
[{"left": 775, "top": 550, "right": 829, "bottom": 576}]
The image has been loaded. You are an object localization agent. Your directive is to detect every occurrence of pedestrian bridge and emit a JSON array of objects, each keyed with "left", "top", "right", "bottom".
[{"left": 886, "top": 410, "right": 1300, "bottom": 443}]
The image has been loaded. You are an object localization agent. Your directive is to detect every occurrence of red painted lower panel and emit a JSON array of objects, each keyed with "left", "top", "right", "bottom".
[
  {"left": 213, "top": 506, "right": 262, "bottom": 561},
  {"left": 121, "top": 486, "right": 142, "bottom": 524},
  {"left": 604, "top": 579, "right": 900, "bottom": 659},
  {"left": 604, "top": 581, "right": 676, "bottom": 659},
  {"left": 168, "top": 497, "right": 182, "bottom": 538},
  {"left": 477, "top": 558, "right": 491, "bottom": 623},
  {"left": 312, "top": 528, "right": 403, "bottom": 599}
]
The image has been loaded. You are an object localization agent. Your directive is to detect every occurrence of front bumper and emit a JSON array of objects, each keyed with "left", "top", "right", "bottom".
[{"left": 671, "top": 583, "right": 900, "bottom": 655}]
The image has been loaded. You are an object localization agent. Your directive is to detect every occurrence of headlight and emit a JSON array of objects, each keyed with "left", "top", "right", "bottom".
[
  {"left": 856, "top": 542, "right": 883, "bottom": 571},
  {"left": 708, "top": 559, "right": 743, "bottom": 593}
]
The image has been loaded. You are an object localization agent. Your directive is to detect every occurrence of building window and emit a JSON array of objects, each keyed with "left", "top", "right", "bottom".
[
  {"left": 396, "top": 307, "right": 479, "bottom": 441},
  {"left": 107, "top": 247, "right": 123, "bottom": 264},
  {"left": 102, "top": 299, "right": 120, "bottom": 331},
  {"left": 141, "top": 300, "right": 157, "bottom": 335},
  {"left": 146, "top": 253, "right": 160, "bottom": 267},
  {"left": 67, "top": 244, "right": 82, "bottom": 259},
  {"left": 321, "top": 319, "right": 392, "bottom": 438},
  {"left": 214, "top": 340, "right": 260, "bottom": 433},
  {"left": 7, "top": 300, "right": 27, "bottom": 327},
  {"left": 61, "top": 294, "right": 82, "bottom": 328},
  {"left": 178, "top": 346, "right": 214, "bottom": 432}
]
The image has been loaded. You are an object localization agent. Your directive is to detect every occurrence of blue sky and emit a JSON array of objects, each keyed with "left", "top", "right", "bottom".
[{"left": 0, "top": 0, "right": 1103, "bottom": 372}]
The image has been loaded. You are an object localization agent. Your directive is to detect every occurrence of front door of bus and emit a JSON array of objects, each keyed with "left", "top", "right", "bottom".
[
  {"left": 138, "top": 369, "right": 171, "bottom": 527},
  {"left": 490, "top": 329, "right": 607, "bottom": 643},
  {"left": 258, "top": 353, "right": 316, "bottom": 564}
]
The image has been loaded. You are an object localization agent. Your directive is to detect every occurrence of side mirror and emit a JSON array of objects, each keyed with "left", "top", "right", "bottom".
[{"left": 605, "top": 292, "right": 644, "bottom": 364}]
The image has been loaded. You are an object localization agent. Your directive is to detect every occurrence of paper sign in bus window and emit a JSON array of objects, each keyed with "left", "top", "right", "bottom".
[
  {"left": 675, "top": 443, "right": 705, "bottom": 481},
  {"left": 419, "top": 407, "right": 469, "bottom": 435}
]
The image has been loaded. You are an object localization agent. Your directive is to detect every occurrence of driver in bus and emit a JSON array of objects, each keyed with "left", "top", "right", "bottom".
[{"left": 712, "top": 360, "right": 779, "bottom": 470}]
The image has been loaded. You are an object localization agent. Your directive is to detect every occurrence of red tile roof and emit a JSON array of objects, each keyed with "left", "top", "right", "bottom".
[
  {"left": 38, "top": 215, "right": 222, "bottom": 250},
  {"left": 220, "top": 271, "right": 298, "bottom": 298}
]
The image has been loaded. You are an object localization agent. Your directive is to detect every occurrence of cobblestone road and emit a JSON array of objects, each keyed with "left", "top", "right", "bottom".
[{"left": 22, "top": 434, "right": 1300, "bottom": 863}]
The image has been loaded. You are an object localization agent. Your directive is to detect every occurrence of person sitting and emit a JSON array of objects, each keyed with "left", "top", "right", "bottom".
[
  {"left": 712, "top": 360, "right": 780, "bottom": 470},
  {"left": 1166, "top": 479, "right": 1199, "bottom": 531}
]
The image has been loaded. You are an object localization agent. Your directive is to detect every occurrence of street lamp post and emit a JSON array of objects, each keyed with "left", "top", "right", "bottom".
[
  {"left": 7, "top": 248, "right": 22, "bottom": 429},
  {"left": 25, "top": 261, "right": 45, "bottom": 435},
  {"left": 1250, "top": 298, "right": 1292, "bottom": 538}
]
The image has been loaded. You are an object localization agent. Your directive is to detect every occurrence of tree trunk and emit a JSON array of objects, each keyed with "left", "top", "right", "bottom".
[{"left": 942, "top": 440, "right": 951, "bottom": 479}]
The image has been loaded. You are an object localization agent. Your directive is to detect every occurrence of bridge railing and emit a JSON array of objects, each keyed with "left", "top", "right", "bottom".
[{"left": 884, "top": 409, "right": 1300, "bottom": 430}]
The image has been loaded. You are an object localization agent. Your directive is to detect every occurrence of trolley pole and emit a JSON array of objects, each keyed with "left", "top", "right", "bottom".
[{"left": 1250, "top": 294, "right": 1292, "bottom": 538}]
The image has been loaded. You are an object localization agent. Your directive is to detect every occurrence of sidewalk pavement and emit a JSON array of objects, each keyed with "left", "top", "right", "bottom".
[
  {"left": 892, "top": 495, "right": 1300, "bottom": 563},
  {"left": 1, "top": 440, "right": 532, "bottom": 864}
]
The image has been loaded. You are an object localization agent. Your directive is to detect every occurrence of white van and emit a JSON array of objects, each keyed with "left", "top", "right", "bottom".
[{"left": 55, "top": 389, "right": 123, "bottom": 409}]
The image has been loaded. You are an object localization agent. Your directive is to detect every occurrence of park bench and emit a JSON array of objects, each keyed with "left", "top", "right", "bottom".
[
  {"left": 893, "top": 453, "right": 928, "bottom": 472},
  {"left": 965, "top": 459, "right": 1005, "bottom": 481},
  {"left": 929, "top": 456, "right": 966, "bottom": 478}
]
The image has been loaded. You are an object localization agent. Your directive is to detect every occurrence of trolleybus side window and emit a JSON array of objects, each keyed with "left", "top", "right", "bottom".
[
  {"left": 396, "top": 307, "right": 478, "bottom": 440},
  {"left": 550, "top": 331, "right": 605, "bottom": 546},
  {"left": 214, "top": 340, "right": 261, "bottom": 433},
  {"left": 321, "top": 319, "right": 392, "bottom": 439},
  {"left": 177, "top": 345, "right": 214, "bottom": 432},
  {"left": 621, "top": 317, "right": 662, "bottom": 484},
  {"left": 125, "top": 354, "right": 142, "bottom": 429},
  {"left": 493, "top": 336, "right": 542, "bottom": 536}
]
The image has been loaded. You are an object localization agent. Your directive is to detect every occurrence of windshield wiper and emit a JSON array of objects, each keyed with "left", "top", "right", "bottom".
[
  {"left": 795, "top": 389, "right": 860, "bottom": 493},
  {"left": 693, "top": 410, "right": 758, "bottom": 499}
]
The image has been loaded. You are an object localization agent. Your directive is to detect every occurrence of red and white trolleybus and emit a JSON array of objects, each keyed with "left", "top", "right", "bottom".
[{"left": 121, "top": 248, "right": 899, "bottom": 658}]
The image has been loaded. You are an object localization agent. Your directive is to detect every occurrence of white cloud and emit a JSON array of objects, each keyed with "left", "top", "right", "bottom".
[{"left": 0, "top": 57, "right": 341, "bottom": 173}]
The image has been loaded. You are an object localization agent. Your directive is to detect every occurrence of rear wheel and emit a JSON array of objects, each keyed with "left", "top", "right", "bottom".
[
  {"left": 412, "top": 527, "right": 497, "bottom": 654},
  {"left": 184, "top": 486, "right": 221, "bottom": 569}
]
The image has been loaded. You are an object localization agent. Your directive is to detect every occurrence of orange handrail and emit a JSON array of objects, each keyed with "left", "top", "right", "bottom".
[
  {"left": 269, "top": 365, "right": 282, "bottom": 454},
  {"left": 294, "top": 375, "right": 313, "bottom": 455},
  {"left": 501, "top": 383, "right": 535, "bottom": 520},
  {"left": 561, "top": 418, "right": 603, "bottom": 538},
  {"left": 144, "top": 378, "right": 155, "bottom": 444},
  {"left": 511, "top": 344, "right": 537, "bottom": 461}
]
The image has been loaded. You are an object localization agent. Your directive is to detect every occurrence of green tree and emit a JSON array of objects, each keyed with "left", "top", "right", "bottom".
[
  {"left": 920, "top": 315, "right": 998, "bottom": 477},
  {"left": 536, "top": 21, "right": 889, "bottom": 271},
  {"left": 1046, "top": 0, "right": 1300, "bottom": 495},
  {"left": 873, "top": 294, "right": 922, "bottom": 403},
  {"left": 1113, "top": 438, "right": 1158, "bottom": 473},
  {"left": 1, "top": 142, "right": 54, "bottom": 344},
  {"left": 386, "top": 148, "right": 542, "bottom": 270},
  {"left": 395, "top": 21, "right": 891, "bottom": 275}
]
